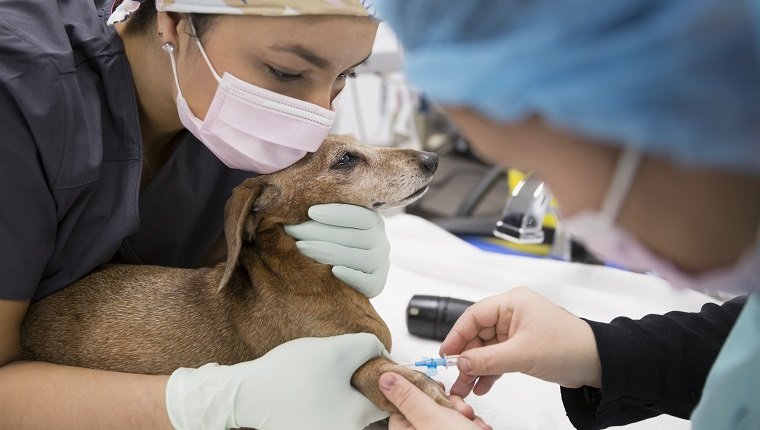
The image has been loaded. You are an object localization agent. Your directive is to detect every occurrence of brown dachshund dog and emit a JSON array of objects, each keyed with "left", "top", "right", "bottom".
[{"left": 20, "top": 135, "right": 450, "bottom": 419}]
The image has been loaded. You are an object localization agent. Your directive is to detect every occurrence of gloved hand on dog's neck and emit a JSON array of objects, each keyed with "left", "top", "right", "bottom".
[{"left": 284, "top": 203, "right": 390, "bottom": 298}]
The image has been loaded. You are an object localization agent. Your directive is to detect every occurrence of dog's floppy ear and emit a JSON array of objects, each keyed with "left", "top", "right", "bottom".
[{"left": 218, "top": 178, "right": 273, "bottom": 292}]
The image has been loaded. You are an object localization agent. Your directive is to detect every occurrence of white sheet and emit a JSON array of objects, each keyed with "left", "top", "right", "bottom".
[{"left": 371, "top": 214, "right": 718, "bottom": 429}]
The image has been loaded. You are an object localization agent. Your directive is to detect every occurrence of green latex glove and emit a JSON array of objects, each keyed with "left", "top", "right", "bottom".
[
  {"left": 284, "top": 204, "right": 391, "bottom": 298},
  {"left": 166, "top": 333, "right": 388, "bottom": 430}
]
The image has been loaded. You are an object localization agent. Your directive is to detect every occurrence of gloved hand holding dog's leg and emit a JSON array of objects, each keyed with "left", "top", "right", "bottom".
[
  {"left": 284, "top": 204, "right": 390, "bottom": 298},
  {"left": 165, "top": 333, "right": 389, "bottom": 430}
]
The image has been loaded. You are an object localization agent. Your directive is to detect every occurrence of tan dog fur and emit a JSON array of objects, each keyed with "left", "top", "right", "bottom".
[{"left": 20, "top": 135, "right": 449, "bottom": 418}]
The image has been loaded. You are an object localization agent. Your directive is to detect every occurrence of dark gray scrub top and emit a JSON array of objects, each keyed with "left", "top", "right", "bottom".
[{"left": 0, "top": 0, "right": 251, "bottom": 301}]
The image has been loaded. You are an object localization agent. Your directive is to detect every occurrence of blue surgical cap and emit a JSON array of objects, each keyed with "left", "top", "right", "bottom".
[{"left": 377, "top": 0, "right": 760, "bottom": 174}]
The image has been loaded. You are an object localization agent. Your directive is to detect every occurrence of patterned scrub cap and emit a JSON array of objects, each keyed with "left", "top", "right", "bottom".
[
  {"left": 108, "top": 0, "right": 368, "bottom": 25},
  {"left": 156, "top": 0, "right": 369, "bottom": 16}
]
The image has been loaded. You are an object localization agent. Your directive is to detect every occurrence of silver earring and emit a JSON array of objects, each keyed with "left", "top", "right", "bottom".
[{"left": 162, "top": 42, "right": 174, "bottom": 53}]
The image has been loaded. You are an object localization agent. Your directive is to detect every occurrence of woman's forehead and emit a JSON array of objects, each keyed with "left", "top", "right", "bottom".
[
  {"left": 209, "top": 13, "right": 377, "bottom": 36},
  {"left": 207, "top": 15, "right": 377, "bottom": 65}
]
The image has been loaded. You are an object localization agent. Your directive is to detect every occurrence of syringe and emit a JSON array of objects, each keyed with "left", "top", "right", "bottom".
[{"left": 398, "top": 355, "right": 460, "bottom": 376}]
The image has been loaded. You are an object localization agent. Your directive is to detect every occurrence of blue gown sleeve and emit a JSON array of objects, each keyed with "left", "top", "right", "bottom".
[{"left": 691, "top": 293, "right": 760, "bottom": 429}]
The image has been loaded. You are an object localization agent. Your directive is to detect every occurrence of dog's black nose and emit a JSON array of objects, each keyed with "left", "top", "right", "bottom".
[{"left": 419, "top": 152, "right": 439, "bottom": 175}]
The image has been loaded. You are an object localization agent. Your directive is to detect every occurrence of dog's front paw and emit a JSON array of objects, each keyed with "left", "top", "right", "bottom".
[
  {"left": 389, "top": 364, "right": 452, "bottom": 408},
  {"left": 352, "top": 357, "right": 453, "bottom": 413}
]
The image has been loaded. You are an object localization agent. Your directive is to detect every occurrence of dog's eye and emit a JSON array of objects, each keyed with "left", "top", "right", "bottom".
[{"left": 332, "top": 152, "right": 361, "bottom": 169}]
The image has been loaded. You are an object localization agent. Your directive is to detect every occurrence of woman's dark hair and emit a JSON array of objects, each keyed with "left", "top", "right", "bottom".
[{"left": 126, "top": 0, "right": 216, "bottom": 39}]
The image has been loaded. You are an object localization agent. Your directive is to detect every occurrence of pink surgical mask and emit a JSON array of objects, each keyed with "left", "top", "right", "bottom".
[
  {"left": 162, "top": 36, "right": 336, "bottom": 173},
  {"left": 563, "top": 148, "right": 760, "bottom": 295}
]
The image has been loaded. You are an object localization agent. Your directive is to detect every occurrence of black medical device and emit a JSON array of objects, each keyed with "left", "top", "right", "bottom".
[{"left": 406, "top": 295, "right": 475, "bottom": 341}]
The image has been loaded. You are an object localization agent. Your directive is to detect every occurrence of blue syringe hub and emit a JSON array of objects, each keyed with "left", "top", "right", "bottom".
[{"left": 412, "top": 355, "right": 459, "bottom": 376}]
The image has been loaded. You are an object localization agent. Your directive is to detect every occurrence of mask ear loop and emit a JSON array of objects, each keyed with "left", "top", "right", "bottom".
[
  {"left": 598, "top": 147, "right": 642, "bottom": 226},
  {"left": 187, "top": 16, "right": 223, "bottom": 83}
]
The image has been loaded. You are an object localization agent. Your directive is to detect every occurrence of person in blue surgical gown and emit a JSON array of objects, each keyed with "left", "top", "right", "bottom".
[{"left": 375, "top": 1, "right": 760, "bottom": 429}]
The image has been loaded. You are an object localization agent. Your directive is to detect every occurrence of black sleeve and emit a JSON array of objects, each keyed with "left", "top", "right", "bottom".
[
  {"left": 560, "top": 296, "right": 747, "bottom": 430},
  {"left": 0, "top": 26, "right": 59, "bottom": 300},
  {"left": 0, "top": 89, "right": 58, "bottom": 300}
]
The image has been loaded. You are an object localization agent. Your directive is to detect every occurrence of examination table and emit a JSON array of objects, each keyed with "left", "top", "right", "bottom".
[{"left": 367, "top": 214, "right": 718, "bottom": 430}]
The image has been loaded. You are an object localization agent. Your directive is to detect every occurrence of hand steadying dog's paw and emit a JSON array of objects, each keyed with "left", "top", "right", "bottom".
[{"left": 352, "top": 357, "right": 453, "bottom": 413}]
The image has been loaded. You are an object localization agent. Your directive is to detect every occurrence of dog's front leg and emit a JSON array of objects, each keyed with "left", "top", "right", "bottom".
[{"left": 351, "top": 357, "right": 453, "bottom": 413}]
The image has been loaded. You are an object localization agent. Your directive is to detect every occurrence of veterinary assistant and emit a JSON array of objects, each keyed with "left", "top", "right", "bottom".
[
  {"left": 0, "top": 1, "right": 392, "bottom": 429},
  {"left": 374, "top": 1, "right": 760, "bottom": 429}
]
